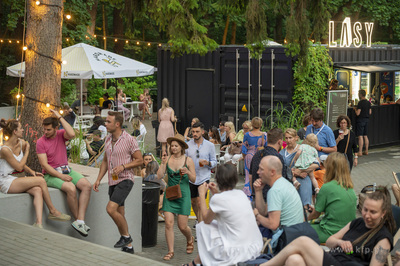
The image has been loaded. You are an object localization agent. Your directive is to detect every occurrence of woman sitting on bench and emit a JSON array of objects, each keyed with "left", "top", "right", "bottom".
[{"left": 0, "top": 119, "right": 70, "bottom": 228}]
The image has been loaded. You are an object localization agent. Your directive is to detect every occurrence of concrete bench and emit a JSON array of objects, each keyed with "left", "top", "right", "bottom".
[{"left": 0, "top": 163, "right": 143, "bottom": 252}]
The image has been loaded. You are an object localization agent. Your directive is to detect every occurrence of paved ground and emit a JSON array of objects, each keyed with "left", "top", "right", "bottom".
[{"left": 1, "top": 112, "right": 400, "bottom": 265}]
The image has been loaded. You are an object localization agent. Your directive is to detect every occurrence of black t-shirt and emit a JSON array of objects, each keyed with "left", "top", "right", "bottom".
[
  {"left": 250, "top": 146, "right": 287, "bottom": 198},
  {"left": 102, "top": 100, "right": 112, "bottom": 109},
  {"left": 330, "top": 218, "right": 393, "bottom": 265},
  {"left": 89, "top": 140, "right": 104, "bottom": 160},
  {"left": 357, "top": 99, "right": 371, "bottom": 119}
]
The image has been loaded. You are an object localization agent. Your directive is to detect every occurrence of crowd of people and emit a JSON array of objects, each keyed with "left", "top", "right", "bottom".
[{"left": 2, "top": 89, "right": 400, "bottom": 265}]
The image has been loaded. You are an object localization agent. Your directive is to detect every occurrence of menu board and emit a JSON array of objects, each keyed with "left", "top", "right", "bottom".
[{"left": 326, "top": 90, "right": 348, "bottom": 129}]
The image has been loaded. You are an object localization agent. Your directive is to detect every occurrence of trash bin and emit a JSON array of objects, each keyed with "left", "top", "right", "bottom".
[{"left": 142, "top": 181, "right": 160, "bottom": 247}]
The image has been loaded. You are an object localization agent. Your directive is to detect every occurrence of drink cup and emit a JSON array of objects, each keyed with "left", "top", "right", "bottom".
[
  {"left": 112, "top": 171, "right": 118, "bottom": 181},
  {"left": 179, "top": 168, "right": 185, "bottom": 177},
  {"left": 339, "top": 130, "right": 344, "bottom": 135},
  {"left": 199, "top": 161, "right": 204, "bottom": 167}
]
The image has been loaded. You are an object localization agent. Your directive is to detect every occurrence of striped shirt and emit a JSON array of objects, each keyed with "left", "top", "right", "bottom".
[{"left": 104, "top": 130, "right": 139, "bottom": 186}]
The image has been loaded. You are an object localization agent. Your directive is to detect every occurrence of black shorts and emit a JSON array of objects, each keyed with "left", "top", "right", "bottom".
[
  {"left": 322, "top": 253, "right": 341, "bottom": 266},
  {"left": 189, "top": 180, "right": 209, "bottom": 198},
  {"left": 108, "top": 179, "right": 134, "bottom": 206},
  {"left": 356, "top": 118, "right": 369, "bottom": 136}
]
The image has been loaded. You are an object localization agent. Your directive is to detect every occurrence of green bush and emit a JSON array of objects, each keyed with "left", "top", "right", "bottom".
[{"left": 263, "top": 102, "right": 304, "bottom": 132}]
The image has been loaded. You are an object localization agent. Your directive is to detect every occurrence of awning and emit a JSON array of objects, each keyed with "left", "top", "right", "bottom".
[{"left": 334, "top": 64, "right": 400, "bottom": 73}]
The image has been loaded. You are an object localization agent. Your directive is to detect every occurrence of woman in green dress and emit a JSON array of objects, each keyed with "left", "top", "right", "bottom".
[{"left": 157, "top": 134, "right": 196, "bottom": 261}]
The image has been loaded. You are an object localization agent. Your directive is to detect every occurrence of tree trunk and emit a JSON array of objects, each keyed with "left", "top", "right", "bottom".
[
  {"left": 230, "top": 22, "right": 237, "bottom": 44},
  {"left": 21, "top": 0, "right": 63, "bottom": 171},
  {"left": 113, "top": 7, "right": 124, "bottom": 54},
  {"left": 87, "top": 0, "right": 98, "bottom": 36},
  {"left": 222, "top": 15, "right": 230, "bottom": 45}
]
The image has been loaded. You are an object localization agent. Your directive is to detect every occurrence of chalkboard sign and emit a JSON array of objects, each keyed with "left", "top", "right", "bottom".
[{"left": 326, "top": 90, "right": 348, "bottom": 129}]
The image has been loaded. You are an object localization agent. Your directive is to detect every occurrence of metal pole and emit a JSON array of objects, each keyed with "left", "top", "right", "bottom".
[
  {"left": 248, "top": 50, "right": 251, "bottom": 121},
  {"left": 80, "top": 79, "right": 83, "bottom": 116},
  {"left": 258, "top": 57, "right": 261, "bottom": 117},
  {"left": 271, "top": 49, "right": 275, "bottom": 127},
  {"left": 236, "top": 49, "right": 239, "bottom": 130}
]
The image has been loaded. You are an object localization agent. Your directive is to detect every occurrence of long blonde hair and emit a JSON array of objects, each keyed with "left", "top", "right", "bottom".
[
  {"left": 324, "top": 152, "right": 353, "bottom": 189},
  {"left": 161, "top": 98, "right": 169, "bottom": 112},
  {"left": 131, "top": 118, "right": 140, "bottom": 131},
  {"left": 225, "top": 121, "right": 236, "bottom": 134}
]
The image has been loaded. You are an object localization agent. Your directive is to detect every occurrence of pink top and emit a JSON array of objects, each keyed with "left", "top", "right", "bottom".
[
  {"left": 104, "top": 130, "right": 139, "bottom": 186},
  {"left": 36, "top": 129, "right": 68, "bottom": 173}
]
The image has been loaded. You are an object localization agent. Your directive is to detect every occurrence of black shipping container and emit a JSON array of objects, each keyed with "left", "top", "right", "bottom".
[{"left": 157, "top": 45, "right": 294, "bottom": 133}]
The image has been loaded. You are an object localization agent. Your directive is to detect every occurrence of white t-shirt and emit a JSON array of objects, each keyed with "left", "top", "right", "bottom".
[{"left": 98, "top": 125, "right": 107, "bottom": 139}]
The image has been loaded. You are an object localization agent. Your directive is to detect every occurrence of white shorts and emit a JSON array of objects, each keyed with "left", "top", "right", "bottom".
[{"left": 0, "top": 175, "right": 18, "bottom": 194}]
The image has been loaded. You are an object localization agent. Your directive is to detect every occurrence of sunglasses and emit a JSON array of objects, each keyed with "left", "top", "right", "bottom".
[
  {"left": 143, "top": 153, "right": 153, "bottom": 156},
  {"left": 196, "top": 150, "right": 199, "bottom": 158}
]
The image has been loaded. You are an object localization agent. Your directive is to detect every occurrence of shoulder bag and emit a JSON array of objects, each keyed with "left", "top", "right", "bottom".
[
  {"left": 257, "top": 133, "right": 266, "bottom": 151},
  {"left": 165, "top": 157, "right": 187, "bottom": 200},
  {"left": 228, "top": 141, "right": 242, "bottom": 155},
  {"left": 343, "top": 132, "right": 350, "bottom": 168}
]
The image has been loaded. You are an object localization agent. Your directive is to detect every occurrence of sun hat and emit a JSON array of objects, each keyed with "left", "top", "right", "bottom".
[{"left": 167, "top": 134, "right": 188, "bottom": 149}]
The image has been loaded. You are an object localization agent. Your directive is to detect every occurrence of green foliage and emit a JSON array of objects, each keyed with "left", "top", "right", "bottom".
[
  {"left": 245, "top": 0, "right": 268, "bottom": 59},
  {"left": 264, "top": 102, "right": 304, "bottom": 132},
  {"left": 60, "top": 80, "right": 77, "bottom": 106},
  {"left": 292, "top": 43, "right": 333, "bottom": 113},
  {"left": 68, "top": 129, "right": 85, "bottom": 164},
  {"left": 116, "top": 76, "right": 156, "bottom": 100}
]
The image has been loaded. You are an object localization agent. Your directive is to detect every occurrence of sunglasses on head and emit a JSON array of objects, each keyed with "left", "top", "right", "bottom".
[{"left": 143, "top": 153, "right": 153, "bottom": 156}]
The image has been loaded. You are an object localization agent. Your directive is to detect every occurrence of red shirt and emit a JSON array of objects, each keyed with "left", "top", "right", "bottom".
[
  {"left": 36, "top": 129, "right": 68, "bottom": 173},
  {"left": 104, "top": 130, "right": 139, "bottom": 186}
]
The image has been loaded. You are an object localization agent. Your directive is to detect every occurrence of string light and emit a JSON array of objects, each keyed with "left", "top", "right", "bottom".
[
  {"left": 23, "top": 46, "right": 27, "bottom": 51},
  {"left": 17, "top": 41, "right": 20, "bottom": 44},
  {"left": 24, "top": 95, "right": 61, "bottom": 108},
  {"left": 103, "top": 37, "right": 106, "bottom": 40},
  {"left": 115, "top": 39, "right": 118, "bottom": 42},
  {"left": 60, "top": 110, "right": 64, "bottom": 114},
  {"left": 62, "top": 60, "right": 67, "bottom": 65},
  {"left": 46, "top": 103, "right": 50, "bottom": 108},
  {"left": 94, "top": 34, "right": 97, "bottom": 37},
  {"left": 35, "top": 0, "right": 40, "bottom": 5},
  {"left": 136, "top": 41, "right": 140, "bottom": 45},
  {"left": 147, "top": 42, "right": 151, "bottom": 46},
  {"left": 25, "top": 44, "right": 63, "bottom": 65},
  {"left": 66, "top": 38, "right": 69, "bottom": 41},
  {"left": 0, "top": 40, "right": 3, "bottom": 43},
  {"left": 16, "top": 94, "right": 21, "bottom": 99},
  {"left": 34, "top": 1, "right": 62, "bottom": 9},
  {"left": 4, "top": 136, "right": 9, "bottom": 141},
  {"left": 126, "top": 40, "right": 129, "bottom": 44},
  {"left": 66, "top": 14, "right": 71, "bottom": 20},
  {"left": 9, "top": 40, "right": 12, "bottom": 43}
]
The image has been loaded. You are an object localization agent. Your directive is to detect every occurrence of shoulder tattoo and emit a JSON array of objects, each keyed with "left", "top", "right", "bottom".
[{"left": 375, "top": 245, "right": 390, "bottom": 263}]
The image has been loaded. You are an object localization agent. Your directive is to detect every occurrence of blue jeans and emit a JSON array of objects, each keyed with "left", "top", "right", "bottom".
[{"left": 297, "top": 176, "right": 312, "bottom": 206}]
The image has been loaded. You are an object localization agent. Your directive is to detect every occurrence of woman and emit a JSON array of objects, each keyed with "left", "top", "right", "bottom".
[
  {"left": 221, "top": 121, "right": 236, "bottom": 150},
  {"left": 333, "top": 115, "right": 358, "bottom": 170},
  {"left": 116, "top": 88, "right": 130, "bottom": 121},
  {"left": 157, "top": 134, "right": 196, "bottom": 261},
  {"left": 157, "top": 98, "right": 176, "bottom": 156},
  {"left": 141, "top": 152, "right": 154, "bottom": 177},
  {"left": 279, "top": 128, "right": 312, "bottom": 208},
  {"left": 144, "top": 161, "right": 166, "bottom": 218},
  {"left": 139, "top": 88, "right": 152, "bottom": 120},
  {"left": 308, "top": 152, "right": 357, "bottom": 243},
  {"left": 184, "top": 164, "right": 263, "bottom": 266},
  {"left": 208, "top": 126, "right": 222, "bottom": 145},
  {"left": 242, "top": 117, "right": 267, "bottom": 197},
  {"left": 131, "top": 118, "right": 147, "bottom": 141},
  {"left": 0, "top": 119, "right": 70, "bottom": 228},
  {"left": 223, "top": 120, "right": 251, "bottom": 165},
  {"left": 259, "top": 185, "right": 395, "bottom": 266},
  {"left": 87, "top": 116, "right": 107, "bottom": 139},
  {"left": 184, "top": 118, "right": 200, "bottom": 142}
]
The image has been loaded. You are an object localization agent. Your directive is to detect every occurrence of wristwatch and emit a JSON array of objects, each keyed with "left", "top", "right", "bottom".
[
  {"left": 208, "top": 161, "right": 211, "bottom": 167},
  {"left": 319, "top": 147, "right": 323, "bottom": 152}
]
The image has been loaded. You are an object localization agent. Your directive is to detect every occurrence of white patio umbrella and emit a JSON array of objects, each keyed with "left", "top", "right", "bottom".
[{"left": 7, "top": 43, "right": 156, "bottom": 115}]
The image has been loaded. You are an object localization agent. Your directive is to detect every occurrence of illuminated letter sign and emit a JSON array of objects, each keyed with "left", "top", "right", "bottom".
[{"left": 329, "top": 17, "right": 374, "bottom": 48}]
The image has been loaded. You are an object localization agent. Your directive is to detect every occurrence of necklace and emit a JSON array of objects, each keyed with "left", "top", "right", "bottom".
[{"left": 284, "top": 144, "right": 298, "bottom": 158}]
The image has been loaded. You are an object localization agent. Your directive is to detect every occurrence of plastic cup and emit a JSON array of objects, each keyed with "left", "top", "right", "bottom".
[
  {"left": 199, "top": 161, "right": 204, "bottom": 167},
  {"left": 112, "top": 171, "right": 118, "bottom": 181},
  {"left": 339, "top": 130, "right": 344, "bottom": 135},
  {"left": 179, "top": 168, "right": 184, "bottom": 177}
]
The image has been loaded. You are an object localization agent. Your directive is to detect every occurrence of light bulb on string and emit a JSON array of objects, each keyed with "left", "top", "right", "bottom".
[
  {"left": 103, "top": 37, "right": 106, "bottom": 40},
  {"left": 158, "top": 43, "right": 161, "bottom": 47},
  {"left": 147, "top": 43, "right": 151, "bottom": 46},
  {"left": 46, "top": 103, "right": 50, "bottom": 108},
  {"left": 4, "top": 136, "right": 9, "bottom": 141},
  {"left": 126, "top": 40, "right": 129, "bottom": 44},
  {"left": 115, "top": 39, "right": 118, "bottom": 42},
  {"left": 66, "top": 38, "right": 69, "bottom": 41},
  {"left": 62, "top": 60, "right": 67, "bottom": 65},
  {"left": 23, "top": 46, "right": 27, "bottom": 51},
  {"left": 9, "top": 40, "right": 12, "bottom": 43},
  {"left": 136, "top": 41, "right": 140, "bottom": 45},
  {"left": 35, "top": 1, "right": 40, "bottom": 5},
  {"left": 66, "top": 14, "right": 71, "bottom": 20},
  {"left": 17, "top": 41, "right": 20, "bottom": 44},
  {"left": 94, "top": 34, "right": 97, "bottom": 37},
  {"left": 16, "top": 94, "right": 21, "bottom": 99},
  {"left": 60, "top": 110, "right": 64, "bottom": 114}
]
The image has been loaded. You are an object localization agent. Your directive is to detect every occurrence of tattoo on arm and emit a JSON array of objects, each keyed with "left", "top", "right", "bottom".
[{"left": 375, "top": 245, "right": 390, "bottom": 263}]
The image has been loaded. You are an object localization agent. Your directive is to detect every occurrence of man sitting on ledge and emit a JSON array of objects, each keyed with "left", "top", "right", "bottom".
[
  {"left": 253, "top": 156, "right": 304, "bottom": 238},
  {"left": 37, "top": 109, "right": 92, "bottom": 236}
]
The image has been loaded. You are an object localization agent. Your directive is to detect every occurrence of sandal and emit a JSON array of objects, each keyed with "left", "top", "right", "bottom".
[
  {"left": 163, "top": 251, "right": 174, "bottom": 261},
  {"left": 186, "top": 236, "right": 195, "bottom": 254},
  {"left": 182, "top": 260, "right": 196, "bottom": 266}
]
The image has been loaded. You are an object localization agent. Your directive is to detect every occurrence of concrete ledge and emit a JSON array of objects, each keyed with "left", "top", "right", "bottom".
[{"left": 0, "top": 163, "right": 143, "bottom": 252}]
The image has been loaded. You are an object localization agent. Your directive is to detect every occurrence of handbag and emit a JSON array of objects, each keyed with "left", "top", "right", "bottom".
[
  {"left": 274, "top": 222, "right": 320, "bottom": 254},
  {"left": 257, "top": 133, "right": 266, "bottom": 151},
  {"left": 228, "top": 142, "right": 242, "bottom": 155},
  {"left": 165, "top": 156, "right": 187, "bottom": 200}
]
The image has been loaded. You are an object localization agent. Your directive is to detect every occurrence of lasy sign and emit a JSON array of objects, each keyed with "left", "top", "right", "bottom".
[{"left": 329, "top": 17, "right": 374, "bottom": 48}]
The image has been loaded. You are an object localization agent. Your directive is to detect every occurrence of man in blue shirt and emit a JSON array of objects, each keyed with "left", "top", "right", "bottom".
[
  {"left": 305, "top": 108, "right": 337, "bottom": 158},
  {"left": 186, "top": 122, "right": 217, "bottom": 223}
]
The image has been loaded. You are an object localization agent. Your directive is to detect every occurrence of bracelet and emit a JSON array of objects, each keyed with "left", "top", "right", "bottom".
[{"left": 319, "top": 147, "right": 323, "bottom": 152}]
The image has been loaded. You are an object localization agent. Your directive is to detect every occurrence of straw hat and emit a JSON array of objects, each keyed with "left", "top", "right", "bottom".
[{"left": 167, "top": 134, "right": 188, "bottom": 149}]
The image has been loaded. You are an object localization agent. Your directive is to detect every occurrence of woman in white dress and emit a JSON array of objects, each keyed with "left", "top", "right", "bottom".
[
  {"left": 184, "top": 164, "right": 263, "bottom": 266},
  {"left": 0, "top": 119, "right": 70, "bottom": 228}
]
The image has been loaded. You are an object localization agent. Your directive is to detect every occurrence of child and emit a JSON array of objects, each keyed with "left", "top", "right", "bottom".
[{"left": 292, "top": 133, "right": 320, "bottom": 193}]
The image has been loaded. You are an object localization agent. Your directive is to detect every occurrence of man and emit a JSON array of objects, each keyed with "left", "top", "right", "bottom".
[
  {"left": 37, "top": 109, "right": 92, "bottom": 236},
  {"left": 71, "top": 94, "right": 87, "bottom": 110},
  {"left": 102, "top": 93, "right": 113, "bottom": 110},
  {"left": 218, "top": 121, "right": 226, "bottom": 143},
  {"left": 93, "top": 111, "right": 143, "bottom": 254},
  {"left": 305, "top": 107, "right": 337, "bottom": 158},
  {"left": 355, "top": 89, "right": 371, "bottom": 156},
  {"left": 250, "top": 128, "right": 287, "bottom": 199},
  {"left": 85, "top": 130, "right": 104, "bottom": 162},
  {"left": 186, "top": 122, "right": 217, "bottom": 223},
  {"left": 253, "top": 156, "right": 304, "bottom": 237}
]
